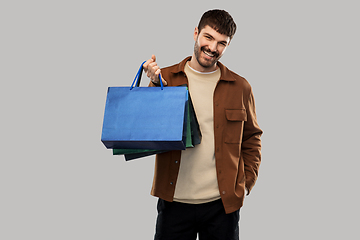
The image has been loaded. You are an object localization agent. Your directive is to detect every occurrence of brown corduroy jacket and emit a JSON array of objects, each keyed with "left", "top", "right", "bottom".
[{"left": 149, "top": 57, "right": 263, "bottom": 214}]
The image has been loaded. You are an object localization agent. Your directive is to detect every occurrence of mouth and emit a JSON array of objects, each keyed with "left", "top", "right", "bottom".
[
  {"left": 203, "top": 51, "right": 215, "bottom": 58},
  {"left": 201, "top": 47, "right": 218, "bottom": 59}
]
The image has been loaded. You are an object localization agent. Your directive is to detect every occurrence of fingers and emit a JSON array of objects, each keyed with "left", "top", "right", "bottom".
[
  {"left": 142, "top": 55, "right": 167, "bottom": 86},
  {"left": 142, "top": 57, "right": 154, "bottom": 71},
  {"left": 146, "top": 62, "right": 160, "bottom": 79},
  {"left": 143, "top": 55, "right": 156, "bottom": 70},
  {"left": 160, "top": 76, "right": 168, "bottom": 86}
]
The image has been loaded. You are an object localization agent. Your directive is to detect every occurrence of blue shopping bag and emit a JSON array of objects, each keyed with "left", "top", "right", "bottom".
[
  {"left": 101, "top": 61, "right": 189, "bottom": 150},
  {"left": 118, "top": 94, "right": 202, "bottom": 161}
]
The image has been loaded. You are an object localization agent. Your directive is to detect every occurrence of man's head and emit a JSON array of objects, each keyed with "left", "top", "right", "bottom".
[
  {"left": 197, "top": 9, "right": 237, "bottom": 41},
  {"left": 191, "top": 9, "right": 236, "bottom": 72}
]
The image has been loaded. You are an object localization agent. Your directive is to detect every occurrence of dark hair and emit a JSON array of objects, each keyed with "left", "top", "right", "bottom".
[{"left": 197, "top": 9, "right": 237, "bottom": 39}]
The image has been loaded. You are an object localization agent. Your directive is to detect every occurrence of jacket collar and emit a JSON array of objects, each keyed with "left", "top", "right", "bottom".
[{"left": 171, "top": 56, "right": 236, "bottom": 82}]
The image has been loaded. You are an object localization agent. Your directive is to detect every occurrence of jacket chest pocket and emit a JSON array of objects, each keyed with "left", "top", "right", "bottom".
[{"left": 224, "top": 109, "right": 247, "bottom": 144}]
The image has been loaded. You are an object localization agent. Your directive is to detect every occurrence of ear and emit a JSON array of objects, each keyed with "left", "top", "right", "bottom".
[
  {"left": 228, "top": 37, "right": 232, "bottom": 46},
  {"left": 193, "top": 27, "right": 199, "bottom": 41}
]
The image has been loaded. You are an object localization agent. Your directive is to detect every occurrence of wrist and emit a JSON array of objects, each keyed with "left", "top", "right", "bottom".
[{"left": 151, "top": 80, "right": 161, "bottom": 86}]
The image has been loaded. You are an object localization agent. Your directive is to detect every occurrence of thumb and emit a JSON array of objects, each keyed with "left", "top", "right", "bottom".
[
  {"left": 159, "top": 71, "right": 168, "bottom": 86},
  {"left": 151, "top": 54, "right": 156, "bottom": 62},
  {"left": 155, "top": 69, "right": 168, "bottom": 86}
]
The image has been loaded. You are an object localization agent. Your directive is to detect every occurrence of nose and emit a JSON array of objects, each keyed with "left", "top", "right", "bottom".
[{"left": 208, "top": 41, "right": 217, "bottom": 52}]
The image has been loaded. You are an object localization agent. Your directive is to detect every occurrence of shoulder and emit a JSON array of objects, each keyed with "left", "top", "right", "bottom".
[
  {"left": 219, "top": 62, "right": 252, "bottom": 92},
  {"left": 161, "top": 57, "right": 191, "bottom": 73},
  {"left": 160, "top": 57, "right": 191, "bottom": 86}
]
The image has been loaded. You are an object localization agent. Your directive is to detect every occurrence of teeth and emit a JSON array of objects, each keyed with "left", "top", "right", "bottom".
[{"left": 204, "top": 51, "right": 214, "bottom": 57}]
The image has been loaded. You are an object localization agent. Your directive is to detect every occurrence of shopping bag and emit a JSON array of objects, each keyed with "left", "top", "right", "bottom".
[
  {"left": 113, "top": 103, "right": 188, "bottom": 160},
  {"left": 124, "top": 150, "right": 167, "bottom": 161},
  {"left": 187, "top": 92, "right": 202, "bottom": 147},
  {"left": 114, "top": 89, "right": 202, "bottom": 161},
  {"left": 121, "top": 108, "right": 189, "bottom": 160},
  {"left": 101, "top": 61, "right": 189, "bottom": 150},
  {"left": 113, "top": 97, "right": 193, "bottom": 154}
]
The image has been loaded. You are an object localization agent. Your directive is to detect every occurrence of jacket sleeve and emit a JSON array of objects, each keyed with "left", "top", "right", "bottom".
[{"left": 242, "top": 87, "right": 263, "bottom": 195}]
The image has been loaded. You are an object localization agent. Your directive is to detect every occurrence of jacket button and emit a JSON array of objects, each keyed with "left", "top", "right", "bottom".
[
  {"left": 170, "top": 182, "right": 173, "bottom": 185},
  {"left": 222, "top": 191, "right": 226, "bottom": 195},
  {"left": 175, "top": 161, "right": 178, "bottom": 164}
]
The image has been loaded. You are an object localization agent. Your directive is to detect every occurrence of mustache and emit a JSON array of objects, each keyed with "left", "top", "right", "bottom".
[{"left": 201, "top": 47, "right": 219, "bottom": 58}]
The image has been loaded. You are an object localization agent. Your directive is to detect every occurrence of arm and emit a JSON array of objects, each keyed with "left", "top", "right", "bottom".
[{"left": 242, "top": 88, "right": 263, "bottom": 195}]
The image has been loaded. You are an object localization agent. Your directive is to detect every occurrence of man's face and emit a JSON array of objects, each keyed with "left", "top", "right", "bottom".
[{"left": 193, "top": 25, "right": 230, "bottom": 71}]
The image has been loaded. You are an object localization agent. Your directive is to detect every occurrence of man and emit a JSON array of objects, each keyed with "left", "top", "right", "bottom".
[{"left": 143, "top": 9, "right": 262, "bottom": 240}]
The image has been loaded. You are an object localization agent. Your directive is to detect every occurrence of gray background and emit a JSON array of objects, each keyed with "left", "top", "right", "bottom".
[{"left": 1, "top": 0, "right": 359, "bottom": 239}]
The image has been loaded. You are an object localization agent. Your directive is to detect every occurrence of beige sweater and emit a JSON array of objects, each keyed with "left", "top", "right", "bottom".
[{"left": 173, "top": 62, "right": 221, "bottom": 204}]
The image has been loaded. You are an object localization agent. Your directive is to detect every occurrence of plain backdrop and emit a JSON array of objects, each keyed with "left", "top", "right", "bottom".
[{"left": 1, "top": 0, "right": 359, "bottom": 239}]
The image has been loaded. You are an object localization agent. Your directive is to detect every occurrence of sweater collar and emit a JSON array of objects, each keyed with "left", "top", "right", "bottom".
[{"left": 171, "top": 56, "right": 236, "bottom": 82}]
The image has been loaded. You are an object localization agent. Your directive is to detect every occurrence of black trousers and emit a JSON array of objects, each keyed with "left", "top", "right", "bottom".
[{"left": 154, "top": 198, "right": 240, "bottom": 240}]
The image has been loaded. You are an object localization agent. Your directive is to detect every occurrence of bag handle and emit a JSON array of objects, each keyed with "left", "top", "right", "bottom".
[{"left": 130, "top": 61, "right": 164, "bottom": 90}]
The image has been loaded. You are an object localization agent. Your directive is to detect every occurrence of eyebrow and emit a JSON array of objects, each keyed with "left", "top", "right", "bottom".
[{"left": 204, "top": 33, "right": 228, "bottom": 45}]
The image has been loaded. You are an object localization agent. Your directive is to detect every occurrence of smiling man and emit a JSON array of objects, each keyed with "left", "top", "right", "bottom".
[
  {"left": 192, "top": 25, "right": 229, "bottom": 71},
  {"left": 143, "top": 9, "right": 263, "bottom": 240}
]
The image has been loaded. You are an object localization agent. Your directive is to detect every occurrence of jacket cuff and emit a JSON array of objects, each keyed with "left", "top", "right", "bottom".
[
  {"left": 149, "top": 81, "right": 161, "bottom": 87},
  {"left": 245, "top": 178, "right": 256, "bottom": 195}
]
